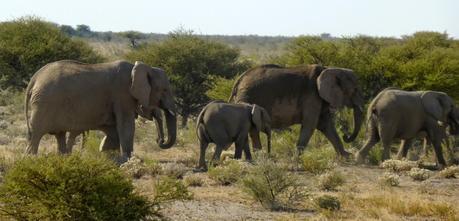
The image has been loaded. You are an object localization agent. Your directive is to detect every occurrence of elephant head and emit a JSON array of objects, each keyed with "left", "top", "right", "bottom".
[
  {"left": 251, "top": 104, "right": 272, "bottom": 153},
  {"left": 317, "top": 68, "right": 364, "bottom": 143},
  {"left": 130, "top": 61, "right": 177, "bottom": 149},
  {"left": 421, "top": 91, "right": 459, "bottom": 136}
]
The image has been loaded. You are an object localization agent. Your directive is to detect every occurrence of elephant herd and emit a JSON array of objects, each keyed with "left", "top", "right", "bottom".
[{"left": 24, "top": 60, "right": 459, "bottom": 170}]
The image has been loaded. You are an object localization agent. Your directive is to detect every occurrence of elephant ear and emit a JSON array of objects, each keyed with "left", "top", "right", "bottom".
[
  {"left": 421, "top": 91, "right": 451, "bottom": 123},
  {"left": 317, "top": 68, "right": 344, "bottom": 108},
  {"left": 251, "top": 104, "right": 263, "bottom": 132},
  {"left": 130, "top": 61, "right": 151, "bottom": 107}
]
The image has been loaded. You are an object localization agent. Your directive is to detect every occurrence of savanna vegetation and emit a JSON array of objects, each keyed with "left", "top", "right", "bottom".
[{"left": 0, "top": 16, "right": 459, "bottom": 220}]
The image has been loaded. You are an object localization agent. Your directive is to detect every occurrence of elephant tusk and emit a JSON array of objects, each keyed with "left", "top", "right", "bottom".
[
  {"left": 167, "top": 109, "right": 175, "bottom": 117},
  {"left": 437, "top": 120, "right": 445, "bottom": 127}
]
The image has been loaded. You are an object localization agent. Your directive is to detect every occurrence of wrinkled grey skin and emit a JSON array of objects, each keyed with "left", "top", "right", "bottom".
[
  {"left": 229, "top": 64, "right": 364, "bottom": 158},
  {"left": 195, "top": 101, "right": 271, "bottom": 171},
  {"left": 356, "top": 88, "right": 459, "bottom": 169},
  {"left": 25, "top": 60, "right": 177, "bottom": 161}
]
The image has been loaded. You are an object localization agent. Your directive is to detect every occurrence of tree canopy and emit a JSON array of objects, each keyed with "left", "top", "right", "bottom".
[
  {"left": 0, "top": 17, "right": 104, "bottom": 89},
  {"left": 125, "top": 29, "right": 251, "bottom": 126}
]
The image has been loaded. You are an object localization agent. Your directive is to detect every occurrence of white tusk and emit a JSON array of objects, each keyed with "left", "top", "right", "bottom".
[
  {"left": 168, "top": 109, "right": 175, "bottom": 117},
  {"left": 437, "top": 120, "right": 445, "bottom": 127},
  {"left": 251, "top": 105, "right": 256, "bottom": 115}
]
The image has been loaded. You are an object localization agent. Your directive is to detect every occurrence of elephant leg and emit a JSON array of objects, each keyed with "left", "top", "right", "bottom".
[
  {"left": 115, "top": 112, "right": 135, "bottom": 162},
  {"left": 99, "top": 126, "right": 120, "bottom": 152},
  {"left": 432, "top": 138, "right": 447, "bottom": 169},
  {"left": 355, "top": 119, "right": 380, "bottom": 164},
  {"left": 66, "top": 131, "right": 80, "bottom": 153},
  {"left": 196, "top": 140, "right": 209, "bottom": 171},
  {"left": 243, "top": 138, "right": 252, "bottom": 161},
  {"left": 26, "top": 131, "right": 44, "bottom": 154},
  {"left": 317, "top": 117, "right": 351, "bottom": 158},
  {"left": 234, "top": 144, "right": 243, "bottom": 159},
  {"left": 210, "top": 144, "right": 224, "bottom": 166},
  {"left": 396, "top": 139, "right": 413, "bottom": 160},
  {"left": 55, "top": 132, "right": 68, "bottom": 154},
  {"left": 249, "top": 128, "right": 262, "bottom": 150}
]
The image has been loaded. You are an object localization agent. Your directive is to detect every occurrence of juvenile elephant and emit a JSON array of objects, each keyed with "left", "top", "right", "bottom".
[
  {"left": 25, "top": 60, "right": 177, "bottom": 161},
  {"left": 230, "top": 64, "right": 364, "bottom": 157},
  {"left": 195, "top": 101, "right": 271, "bottom": 171},
  {"left": 355, "top": 88, "right": 459, "bottom": 168}
]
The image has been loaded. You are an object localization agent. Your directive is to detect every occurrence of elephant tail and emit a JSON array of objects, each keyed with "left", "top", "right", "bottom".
[
  {"left": 196, "top": 103, "right": 210, "bottom": 143},
  {"left": 24, "top": 79, "right": 34, "bottom": 141}
]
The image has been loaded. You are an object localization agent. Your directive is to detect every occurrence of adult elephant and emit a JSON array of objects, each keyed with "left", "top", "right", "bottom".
[
  {"left": 355, "top": 88, "right": 459, "bottom": 168},
  {"left": 229, "top": 64, "right": 364, "bottom": 157},
  {"left": 25, "top": 60, "right": 177, "bottom": 161}
]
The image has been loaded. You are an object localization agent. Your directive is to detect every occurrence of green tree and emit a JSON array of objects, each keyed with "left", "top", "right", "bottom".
[
  {"left": 125, "top": 29, "right": 250, "bottom": 127},
  {"left": 0, "top": 17, "right": 104, "bottom": 89},
  {"left": 120, "top": 31, "right": 146, "bottom": 48}
]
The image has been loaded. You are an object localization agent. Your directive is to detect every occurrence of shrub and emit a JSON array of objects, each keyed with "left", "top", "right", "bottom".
[
  {"left": 317, "top": 170, "right": 345, "bottom": 191},
  {"left": 152, "top": 176, "right": 193, "bottom": 204},
  {"left": 301, "top": 147, "right": 336, "bottom": 175},
  {"left": 162, "top": 162, "right": 188, "bottom": 179},
  {"left": 408, "top": 168, "right": 432, "bottom": 181},
  {"left": 368, "top": 147, "right": 383, "bottom": 165},
  {"left": 208, "top": 159, "right": 248, "bottom": 185},
  {"left": 378, "top": 172, "right": 400, "bottom": 187},
  {"left": 184, "top": 174, "right": 205, "bottom": 187},
  {"left": 380, "top": 159, "right": 417, "bottom": 172},
  {"left": 0, "top": 153, "right": 153, "bottom": 220},
  {"left": 315, "top": 195, "right": 341, "bottom": 211},
  {"left": 241, "top": 155, "right": 308, "bottom": 211},
  {"left": 438, "top": 165, "right": 459, "bottom": 178}
]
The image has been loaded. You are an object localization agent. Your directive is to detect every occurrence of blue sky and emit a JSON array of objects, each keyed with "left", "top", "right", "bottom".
[{"left": 0, "top": 0, "right": 457, "bottom": 38}]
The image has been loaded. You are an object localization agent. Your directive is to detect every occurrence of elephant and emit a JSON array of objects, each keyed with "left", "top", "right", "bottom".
[
  {"left": 25, "top": 60, "right": 177, "bottom": 161},
  {"left": 195, "top": 101, "right": 271, "bottom": 171},
  {"left": 355, "top": 88, "right": 459, "bottom": 168},
  {"left": 229, "top": 64, "right": 364, "bottom": 158}
]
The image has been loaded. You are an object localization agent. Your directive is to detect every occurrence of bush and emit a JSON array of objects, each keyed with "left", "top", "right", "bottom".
[
  {"left": 208, "top": 159, "right": 248, "bottom": 185},
  {"left": 315, "top": 195, "right": 341, "bottom": 211},
  {"left": 301, "top": 147, "right": 336, "bottom": 175},
  {"left": 120, "top": 156, "right": 162, "bottom": 178},
  {"left": 378, "top": 172, "right": 400, "bottom": 187},
  {"left": 408, "top": 168, "right": 432, "bottom": 181},
  {"left": 0, "top": 153, "right": 153, "bottom": 220},
  {"left": 317, "top": 170, "right": 345, "bottom": 191},
  {"left": 0, "top": 17, "right": 103, "bottom": 89},
  {"left": 241, "top": 155, "right": 308, "bottom": 211},
  {"left": 380, "top": 159, "right": 417, "bottom": 172},
  {"left": 152, "top": 176, "right": 193, "bottom": 204},
  {"left": 161, "top": 162, "right": 187, "bottom": 179},
  {"left": 184, "top": 174, "right": 205, "bottom": 187},
  {"left": 438, "top": 165, "right": 459, "bottom": 179},
  {"left": 368, "top": 147, "right": 383, "bottom": 165}
]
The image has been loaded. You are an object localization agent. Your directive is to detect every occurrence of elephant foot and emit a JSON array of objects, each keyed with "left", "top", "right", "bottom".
[
  {"left": 340, "top": 150, "right": 351, "bottom": 159},
  {"left": 193, "top": 167, "right": 208, "bottom": 173},
  {"left": 355, "top": 152, "right": 366, "bottom": 164}
]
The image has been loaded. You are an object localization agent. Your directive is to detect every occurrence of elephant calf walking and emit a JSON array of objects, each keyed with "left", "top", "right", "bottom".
[
  {"left": 356, "top": 88, "right": 459, "bottom": 168},
  {"left": 195, "top": 101, "right": 271, "bottom": 171}
]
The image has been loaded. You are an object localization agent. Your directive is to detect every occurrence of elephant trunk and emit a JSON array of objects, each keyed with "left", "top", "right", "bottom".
[
  {"left": 153, "top": 113, "right": 165, "bottom": 145},
  {"left": 343, "top": 104, "right": 363, "bottom": 143},
  {"left": 158, "top": 108, "right": 177, "bottom": 149}
]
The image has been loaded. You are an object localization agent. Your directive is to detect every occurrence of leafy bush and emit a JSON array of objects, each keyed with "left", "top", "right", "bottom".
[
  {"left": 206, "top": 75, "right": 238, "bottom": 101},
  {"left": 315, "top": 195, "right": 341, "bottom": 211},
  {"left": 438, "top": 165, "right": 459, "bottom": 178},
  {"left": 0, "top": 153, "right": 153, "bottom": 220},
  {"left": 408, "top": 168, "right": 432, "bottom": 181},
  {"left": 152, "top": 176, "right": 193, "bottom": 204},
  {"left": 378, "top": 172, "right": 400, "bottom": 187},
  {"left": 368, "top": 147, "right": 383, "bottom": 165},
  {"left": 380, "top": 159, "right": 417, "bottom": 172},
  {"left": 162, "top": 162, "right": 188, "bottom": 179},
  {"left": 0, "top": 16, "right": 103, "bottom": 89},
  {"left": 317, "top": 170, "right": 345, "bottom": 191},
  {"left": 301, "top": 147, "right": 336, "bottom": 175},
  {"left": 241, "top": 155, "right": 308, "bottom": 211},
  {"left": 208, "top": 159, "right": 248, "bottom": 185}
]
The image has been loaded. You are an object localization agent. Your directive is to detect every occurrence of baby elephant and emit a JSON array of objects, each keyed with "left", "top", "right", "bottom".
[
  {"left": 195, "top": 101, "right": 271, "bottom": 171},
  {"left": 356, "top": 88, "right": 459, "bottom": 169}
]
